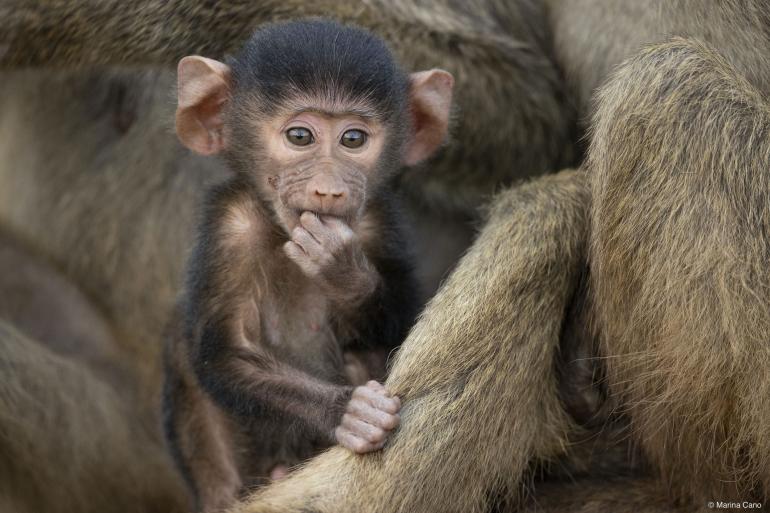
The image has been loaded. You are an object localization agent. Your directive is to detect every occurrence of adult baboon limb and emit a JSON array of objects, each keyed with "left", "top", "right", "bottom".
[
  {"left": 0, "top": 231, "right": 189, "bottom": 512},
  {"left": 0, "top": 231, "right": 134, "bottom": 389},
  {"left": 589, "top": 37, "right": 770, "bottom": 504}
]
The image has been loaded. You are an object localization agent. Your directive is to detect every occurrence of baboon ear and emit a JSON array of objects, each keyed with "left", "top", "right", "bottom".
[
  {"left": 176, "top": 56, "right": 231, "bottom": 155},
  {"left": 403, "top": 69, "right": 454, "bottom": 166}
]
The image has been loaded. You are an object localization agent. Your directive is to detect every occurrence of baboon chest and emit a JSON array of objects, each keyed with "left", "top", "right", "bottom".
[{"left": 259, "top": 265, "right": 346, "bottom": 382}]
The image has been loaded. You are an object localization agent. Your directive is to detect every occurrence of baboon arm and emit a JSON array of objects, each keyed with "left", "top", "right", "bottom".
[
  {"left": 187, "top": 182, "right": 354, "bottom": 442},
  {"left": 189, "top": 296, "right": 354, "bottom": 444},
  {"left": 192, "top": 330, "right": 353, "bottom": 443},
  {"left": 229, "top": 169, "right": 589, "bottom": 513}
]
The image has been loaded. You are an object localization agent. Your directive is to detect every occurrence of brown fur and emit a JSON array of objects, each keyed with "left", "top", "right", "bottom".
[
  {"left": 165, "top": 23, "right": 436, "bottom": 510},
  {"left": 519, "top": 477, "right": 693, "bottom": 513},
  {"left": 164, "top": 185, "right": 408, "bottom": 511},
  {"left": 165, "top": 326, "right": 244, "bottom": 511},
  {"left": 2, "top": 1, "right": 770, "bottom": 511},
  {"left": 0, "top": 68, "right": 215, "bottom": 512},
  {"left": 0, "top": 230, "right": 131, "bottom": 388},
  {"left": 0, "top": 230, "right": 189, "bottom": 512},
  {"left": 588, "top": 38, "right": 770, "bottom": 505},
  {"left": 0, "top": 311, "right": 186, "bottom": 513}
]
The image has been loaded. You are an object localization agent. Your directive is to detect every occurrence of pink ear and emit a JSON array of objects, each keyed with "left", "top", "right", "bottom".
[
  {"left": 404, "top": 69, "right": 454, "bottom": 166},
  {"left": 175, "top": 56, "right": 232, "bottom": 155}
]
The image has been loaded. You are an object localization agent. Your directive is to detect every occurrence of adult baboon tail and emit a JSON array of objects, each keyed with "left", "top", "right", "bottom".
[
  {"left": 231, "top": 169, "right": 589, "bottom": 513},
  {"left": 589, "top": 37, "right": 770, "bottom": 505}
]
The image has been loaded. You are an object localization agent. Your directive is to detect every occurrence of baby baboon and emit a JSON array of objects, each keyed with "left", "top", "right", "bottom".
[
  {"left": 163, "top": 20, "right": 453, "bottom": 511},
  {"left": 3, "top": 1, "right": 770, "bottom": 512}
]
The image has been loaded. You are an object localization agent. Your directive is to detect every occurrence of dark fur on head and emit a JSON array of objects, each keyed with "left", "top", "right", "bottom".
[
  {"left": 227, "top": 19, "right": 409, "bottom": 121},
  {"left": 221, "top": 19, "right": 413, "bottom": 227}
]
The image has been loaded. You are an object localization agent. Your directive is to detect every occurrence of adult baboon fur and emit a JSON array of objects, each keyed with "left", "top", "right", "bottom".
[
  {"left": 0, "top": 231, "right": 188, "bottom": 513},
  {"left": 1, "top": 1, "right": 770, "bottom": 512}
]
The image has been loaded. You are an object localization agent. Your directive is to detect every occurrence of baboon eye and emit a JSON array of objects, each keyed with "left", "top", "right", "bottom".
[
  {"left": 286, "top": 127, "right": 314, "bottom": 146},
  {"left": 340, "top": 129, "right": 367, "bottom": 149}
]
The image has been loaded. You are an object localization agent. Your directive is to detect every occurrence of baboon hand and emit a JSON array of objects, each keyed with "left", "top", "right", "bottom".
[
  {"left": 284, "top": 211, "right": 378, "bottom": 305},
  {"left": 335, "top": 380, "right": 401, "bottom": 453}
]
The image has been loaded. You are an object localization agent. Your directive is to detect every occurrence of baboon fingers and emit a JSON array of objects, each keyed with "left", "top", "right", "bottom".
[{"left": 335, "top": 426, "right": 384, "bottom": 453}]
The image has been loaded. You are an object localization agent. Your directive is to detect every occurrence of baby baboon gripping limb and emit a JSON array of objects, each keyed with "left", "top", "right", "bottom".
[{"left": 231, "top": 169, "right": 589, "bottom": 513}]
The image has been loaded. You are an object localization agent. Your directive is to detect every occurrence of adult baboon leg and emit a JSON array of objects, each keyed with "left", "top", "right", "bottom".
[
  {"left": 0, "top": 320, "right": 189, "bottom": 513},
  {"left": 231, "top": 169, "right": 588, "bottom": 513},
  {"left": 589, "top": 38, "right": 770, "bottom": 505}
]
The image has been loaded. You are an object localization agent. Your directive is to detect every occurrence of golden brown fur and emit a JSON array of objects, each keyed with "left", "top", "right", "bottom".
[
  {"left": 229, "top": 169, "right": 590, "bottom": 513},
  {"left": 589, "top": 37, "right": 770, "bottom": 505},
  {"left": 1, "top": 1, "right": 770, "bottom": 512}
]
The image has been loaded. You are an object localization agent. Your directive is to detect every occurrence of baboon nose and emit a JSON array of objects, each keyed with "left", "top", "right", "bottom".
[
  {"left": 313, "top": 187, "right": 346, "bottom": 199},
  {"left": 305, "top": 174, "right": 353, "bottom": 215}
]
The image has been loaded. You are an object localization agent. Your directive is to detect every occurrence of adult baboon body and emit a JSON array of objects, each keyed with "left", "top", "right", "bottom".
[
  {"left": 0, "top": 232, "right": 188, "bottom": 513},
  {"left": 1, "top": 1, "right": 769, "bottom": 512}
]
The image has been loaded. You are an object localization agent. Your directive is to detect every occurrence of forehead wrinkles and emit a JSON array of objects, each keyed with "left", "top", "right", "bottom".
[{"left": 282, "top": 86, "right": 383, "bottom": 119}]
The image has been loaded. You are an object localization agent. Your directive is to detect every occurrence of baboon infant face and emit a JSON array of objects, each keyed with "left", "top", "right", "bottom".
[
  {"left": 257, "top": 104, "right": 387, "bottom": 232},
  {"left": 175, "top": 50, "right": 453, "bottom": 240}
]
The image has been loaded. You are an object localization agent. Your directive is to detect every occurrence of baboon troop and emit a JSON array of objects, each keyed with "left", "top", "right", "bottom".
[{"left": 1, "top": 1, "right": 769, "bottom": 512}]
